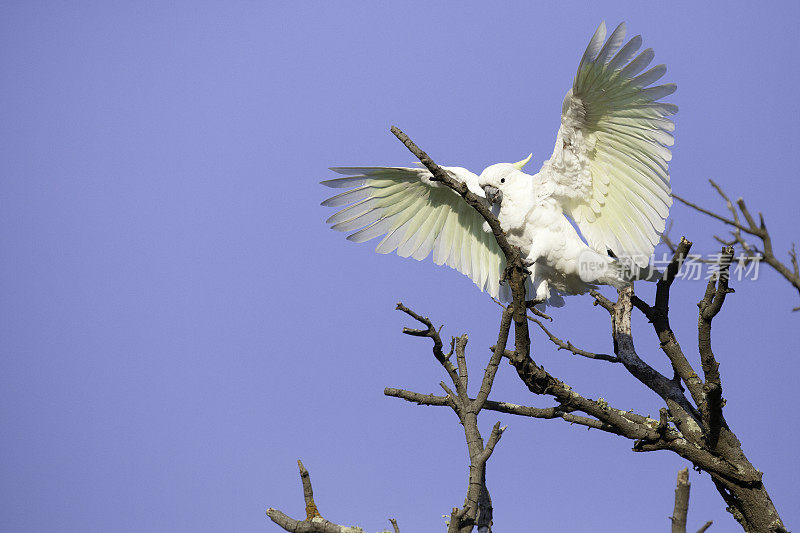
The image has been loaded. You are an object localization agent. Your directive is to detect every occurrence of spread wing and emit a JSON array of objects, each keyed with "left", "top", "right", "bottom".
[
  {"left": 539, "top": 21, "right": 675, "bottom": 267},
  {"left": 322, "top": 166, "right": 510, "bottom": 299}
]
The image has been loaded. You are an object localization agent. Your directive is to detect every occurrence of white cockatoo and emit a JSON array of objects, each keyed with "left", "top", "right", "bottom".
[{"left": 322, "top": 22, "right": 674, "bottom": 306}]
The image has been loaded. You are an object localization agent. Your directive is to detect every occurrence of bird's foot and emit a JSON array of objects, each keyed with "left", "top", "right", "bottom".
[
  {"left": 500, "top": 264, "right": 511, "bottom": 285},
  {"left": 525, "top": 299, "right": 552, "bottom": 321},
  {"left": 500, "top": 262, "right": 531, "bottom": 285}
]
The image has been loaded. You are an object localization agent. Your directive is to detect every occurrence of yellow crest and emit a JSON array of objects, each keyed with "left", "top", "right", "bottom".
[{"left": 513, "top": 153, "right": 533, "bottom": 170}]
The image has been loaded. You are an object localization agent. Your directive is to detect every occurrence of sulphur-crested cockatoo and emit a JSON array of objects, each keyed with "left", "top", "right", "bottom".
[{"left": 322, "top": 22, "right": 674, "bottom": 306}]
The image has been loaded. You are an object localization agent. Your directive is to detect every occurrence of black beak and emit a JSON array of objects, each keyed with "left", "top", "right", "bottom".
[{"left": 483, "top": 185, "right": 503, "bottom": 206}]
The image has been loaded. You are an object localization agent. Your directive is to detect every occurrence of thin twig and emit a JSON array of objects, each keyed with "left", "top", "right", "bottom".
[
  {"left": 396, "top": 302, "right": 465, "bottom": 399},
  {"left": 674, "top": 181, "right": 800, "bottom": 310},
  {"left": 530, "top": 315, "right": 619, "bottom": 362},
  {"left": 696, "top": 521, "right": 713, "bottom": 533},
  {"left": 673, "top": 193, "right": 751, "bottom": 234}
]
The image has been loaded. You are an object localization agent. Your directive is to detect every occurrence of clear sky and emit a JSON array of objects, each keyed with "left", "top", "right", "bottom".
[{"left": 2, "top": 1, "right": 798, "bottom": 532}]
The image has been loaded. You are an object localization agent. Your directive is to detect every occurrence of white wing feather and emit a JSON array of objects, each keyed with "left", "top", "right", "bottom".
[
  {"left": 539, "top": 21, "right": 675, "bottom": 267},
  {"left": 322, "top": 167, "right": 509, "bottom": 298}
]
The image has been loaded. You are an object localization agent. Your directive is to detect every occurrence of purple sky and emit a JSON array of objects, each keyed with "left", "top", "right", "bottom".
[{"left": 2, "top": 2, "right": 798, "bottom": 531}]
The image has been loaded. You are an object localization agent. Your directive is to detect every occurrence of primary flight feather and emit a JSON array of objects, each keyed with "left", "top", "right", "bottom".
[{"left": 322, "top": 22, "right": 675, "bottom": 306}]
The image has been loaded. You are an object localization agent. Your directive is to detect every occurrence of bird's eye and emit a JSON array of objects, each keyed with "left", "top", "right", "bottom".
[{"left": 500, "top": 178, "right": 505, "bottom": 183}]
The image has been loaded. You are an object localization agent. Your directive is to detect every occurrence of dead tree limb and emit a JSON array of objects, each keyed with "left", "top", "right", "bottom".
[
  {"left": 529, "top": 315, "right": 620, "bottom": 363},
  {"left": 672, "top": 181, "right": 800, "bottom": 311},
  {"left": 671, "top": 468, "right": 713, "bottom": 533},
  {"left": 389, "top": 303, "right": 512, "bottom": 533},
  {"left": 267, "top": 460, "right": 380, "bottom": 533},
  {"left": 697, "top": 521, "right": 714, "bottom": 533},
  {"left": 626, "top": 248, "right": 785, "bottom": 532},
  {"left": 697, "top": 246, "right": 734, "bottom": 450},
  {"left": 672, "top": 468, "right": 691, "bottom": 533}
]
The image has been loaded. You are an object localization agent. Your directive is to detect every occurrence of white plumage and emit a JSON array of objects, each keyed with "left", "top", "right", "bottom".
[{"left": 322, "top": 22, "right": 675, "bottom": 306}]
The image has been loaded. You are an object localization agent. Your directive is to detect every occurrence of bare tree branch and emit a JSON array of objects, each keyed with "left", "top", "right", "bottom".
[
  {"left": 396, "top": 302, "right": 464, "bottom": 399},
  {"left": 624, "top": 240, "right": 784, "bottom": 530},
  {"left": 697, "top": 247, "right": 734, "bottom": 449},
  {"left": 266, "top": 508, "right": 350, "bottom": 533},
  {"left": 696, "top": 522, "right": 713, "bottom": 533},
  {"left": 529, "top": 315, "right": 619, "bottom": 362},
  {"left": 670, "top": 467, "right": 714, "bottom": 533},
  {"left": 388, "top": 126, "right": 514, "bottom": 261},
  {"left": 589, "top": 290, "right": 615, "bottom": 312},
  {"left": 473, "top": 308, "right": 513, "bottom": 410},
  {"left": 298, "top": 460, "right": 321, "bottom": 520},
  {"left": 267, "top": 461, "right": 367, "bottom": 533},
  {"left": 672, "top": 468, "right": 691, "bottom": 533},
  {"left": 480, "top": 340, "right": 754, "bottom": 484},
  {"left": 384, "top": 387, "right": 631, "bottom": 434},
  {"left": 629, "top": 238, "right": 706, "bottom": 418},
  {"left": 612, "top": 286, "right": 698, "bottom": 426},
  {"left": 674, "top": 193, "right": 752, "bottom": 233},
  {"left": 390, "top": 303, "right": 512, "bottom": 532},
  {"left": 674, "top": 181, "right": 800, "bottom": 310}
]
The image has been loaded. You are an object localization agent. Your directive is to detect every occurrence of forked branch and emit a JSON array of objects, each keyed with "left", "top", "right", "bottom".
[
  {"left": 672, "top": 181, "right": 799, "bottom": 311},
  {"left": 267, "top": 460, "right": 396, "bottom": 533},
  {"left": 390, "top": 302, "right": 512, "bottom": 532},
  {"left": 697, "top": 246, "right": 735, "bottom": 449}
]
